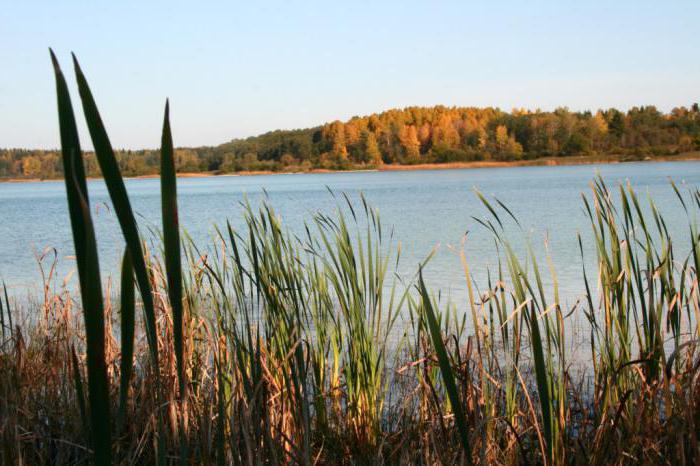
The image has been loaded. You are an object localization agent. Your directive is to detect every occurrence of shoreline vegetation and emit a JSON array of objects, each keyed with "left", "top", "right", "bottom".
[
  {"left": 2, "top": 101, "right": 700, "bottom": 183},
  {"left": 2, "top": 55, "right": 700, "bottom": 465},
  {"left": 2, "top": 150, "right": 700, "bottom": 183}
]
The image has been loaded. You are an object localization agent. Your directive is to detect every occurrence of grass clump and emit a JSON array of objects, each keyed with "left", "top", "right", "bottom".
[{"left": 0, "top": 54, "right": 698, "bottom": 465}]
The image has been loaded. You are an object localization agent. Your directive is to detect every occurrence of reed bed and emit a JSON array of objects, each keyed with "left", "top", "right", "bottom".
[{"left": 0, "top": 54, "right": 699, "bottom": 465}]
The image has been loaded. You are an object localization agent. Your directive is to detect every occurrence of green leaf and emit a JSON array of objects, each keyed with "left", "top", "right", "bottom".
[
  {"left": 71, "top": 54, "right": 160, "bottom": 369},
  {"left": 51, "top": 49, "right": 112, "bottom": 466},
  {"left": 117, "top": 249, "right": 135, "bottom": 430},
  {"left": 527, "top": 304, "right": 553, "bottom": 464},
  {"left": 2, "top": 282, "right": 10, "bottom": 337},
  {"left": 160, "top": 100, "right": 188, "bottom": 463},
  {"left": 419, "top": 271, "right": 472, "bottom": 464}
]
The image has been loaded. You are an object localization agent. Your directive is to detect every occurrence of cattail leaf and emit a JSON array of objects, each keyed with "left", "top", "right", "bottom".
[
  {"left": 51, "top": 49, "right": 112, "bottom": 465},
  {"left": 160, "top": 100, "right": 188, "bottom": 462},
  {"left": 117, "top": 249, "right": 135, "bottom": 429},
  {"left": 71, "top": 54, "right": 159, "bottom": 369},
  {"left": 419, "top": 271, "right": 472, "bottom": 464}
]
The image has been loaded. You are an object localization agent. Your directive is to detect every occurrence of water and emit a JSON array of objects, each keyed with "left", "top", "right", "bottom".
[{"left": 1, "top": 161, "right": 700, "bottom": 310}]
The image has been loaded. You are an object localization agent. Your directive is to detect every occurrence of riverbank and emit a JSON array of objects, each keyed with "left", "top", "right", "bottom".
[
  {"left": 2, "top": 151, "right": 699, "bottom": 183},
  {"left": 378, "top": 151, "right": 700, "bottom": 172}
]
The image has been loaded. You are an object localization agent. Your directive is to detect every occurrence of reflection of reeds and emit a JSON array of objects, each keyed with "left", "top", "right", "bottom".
[{"left": 0, "top": 54, "right": 698, "bottom": 465}]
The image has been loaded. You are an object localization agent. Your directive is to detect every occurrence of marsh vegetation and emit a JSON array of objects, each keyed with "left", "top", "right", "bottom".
[{"left": 0, "top": 55, "right": 698, "bottom": 465}]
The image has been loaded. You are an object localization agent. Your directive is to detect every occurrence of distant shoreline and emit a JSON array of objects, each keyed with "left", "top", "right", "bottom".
[{"left": 3, "top": 152, "right": 700, "bottom": 183}]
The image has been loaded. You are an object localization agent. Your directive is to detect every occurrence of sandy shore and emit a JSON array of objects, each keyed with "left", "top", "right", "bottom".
[
  {"left": 3, "top": 152, "right": 700, "bottom": 183},
  {"left": 377, "top": 152, "right": 700, "bottom": 172}
]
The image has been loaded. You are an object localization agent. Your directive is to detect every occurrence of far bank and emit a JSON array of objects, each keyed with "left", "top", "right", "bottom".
[{"left": 2, "top": 151, "right": 700, "bottom": 183}]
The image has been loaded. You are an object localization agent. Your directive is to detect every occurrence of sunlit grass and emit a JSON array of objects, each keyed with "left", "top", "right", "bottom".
[{"left": 0, "top": 54, "right": 698, "bottom": 465}]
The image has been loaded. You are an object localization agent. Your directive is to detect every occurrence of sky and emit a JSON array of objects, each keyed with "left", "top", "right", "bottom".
[{"left": 1, "top": 0, "right": 699, "bottom": 150}]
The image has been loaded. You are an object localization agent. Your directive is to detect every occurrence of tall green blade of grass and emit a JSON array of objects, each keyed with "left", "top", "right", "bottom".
[
  {"left": 160, "top": 99, "right": 184, "bottom": 393},
  {"left": 474, "top": 189, "right": 555, "bottom": 464},
  {"left": 160, "top": 100, "right": 188, "bottom": 462},
  {"left": 117, "top": 249, "right": 135, "bottom": 430},
  {"left": 50, "top": 49, "right": 111, "bottom": 465},
  {"left": 523, "top": 244, "right": 556, "bottom": 465},
  {"left": 419, "top": 271, "right": 472, "bottom": 465},
  {"left": 71, "top": 55, "right": 159, "bottom": 369},
  {"left": 0, "top": 283, "right": 5, "bottom": 339},
  {"left": 71, "top": 53, "right": 166, "bottom": 465},
  {"left": 526, "top": 303, "right": 553, "bottom": 465},
  {"left": 2, "top": 282, "right": 10, "bottom": 337}
]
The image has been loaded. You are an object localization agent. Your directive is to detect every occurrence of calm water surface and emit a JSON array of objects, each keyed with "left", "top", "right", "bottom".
[{"left": 1, "top": 162, "right": 700, "bottom": 310}]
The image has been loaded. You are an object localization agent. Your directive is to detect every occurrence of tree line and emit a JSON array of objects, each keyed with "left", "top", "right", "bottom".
[{"left": 2, "top": 103, "right": 699, "bottom": 179}]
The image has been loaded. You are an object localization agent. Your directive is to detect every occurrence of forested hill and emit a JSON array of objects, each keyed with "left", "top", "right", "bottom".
[{"left": 2, "top": 104, "right": 700, "bottom": 179}]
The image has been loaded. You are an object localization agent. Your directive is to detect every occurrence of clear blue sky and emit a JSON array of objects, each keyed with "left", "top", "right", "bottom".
[{"left": 2, "top": 1, "right": 698, "bottom": 149}]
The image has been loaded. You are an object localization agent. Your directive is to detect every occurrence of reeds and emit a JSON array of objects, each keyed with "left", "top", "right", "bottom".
[
  {"left": 50, "top": 49, "right": 111, "bottom": 465},
  {"left": 0, "top": 55, "right": 698, "bottom": 465}
]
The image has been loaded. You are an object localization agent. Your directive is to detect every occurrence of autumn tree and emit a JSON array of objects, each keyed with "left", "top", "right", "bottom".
[
  {"left": 398, "top": 125, "right": 421, "bottom": 163},
  {"left": 362, "top": 130, "right": 383, "bottom": 166},
  {"left": 3, "top": 103, "right": 700, "bottom": 179},
  {"left": 22, "top": 156, "right": 42, "bottom": 177},
  {"left": 431, "top": 115, "right": 460, "bottom": 149},
  {"left": 492, "top": 125, "right": 523, "bottom": 159},
  {"left": 328, "top": 120, "right": 349, "bottom": 166}
]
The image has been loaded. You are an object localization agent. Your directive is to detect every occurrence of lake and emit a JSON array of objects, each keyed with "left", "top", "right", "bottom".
[{"left": 2, "top": 161, "right": 700, "bottom": 310}]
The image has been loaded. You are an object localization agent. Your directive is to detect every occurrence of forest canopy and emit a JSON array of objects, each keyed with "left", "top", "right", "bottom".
[{"left": 2, "top": 103, "right": 699, "bottom": 179}]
